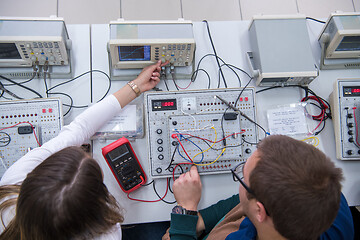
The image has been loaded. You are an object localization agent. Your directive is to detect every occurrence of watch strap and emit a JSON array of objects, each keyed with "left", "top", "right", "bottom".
[
  {"left": 127, "top": 81, "right": 141, "bottom": 97},
  {"left": 172, "top": 205, "right": 198, "bottom": 216}
]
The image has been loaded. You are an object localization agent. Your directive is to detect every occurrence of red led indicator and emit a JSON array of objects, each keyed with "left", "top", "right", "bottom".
[{"left": 162, "top": 102, "right": 174, "bottom": 107}]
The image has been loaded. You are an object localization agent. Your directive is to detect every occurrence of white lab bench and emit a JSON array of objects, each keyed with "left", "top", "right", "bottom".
[{"left": 2, "top": 20, "right": 360, "bottom": 225}]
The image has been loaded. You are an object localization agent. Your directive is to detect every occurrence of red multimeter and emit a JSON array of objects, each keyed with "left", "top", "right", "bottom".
[{"left": 102, "top": 137, "right": 146, "bottom": 193}]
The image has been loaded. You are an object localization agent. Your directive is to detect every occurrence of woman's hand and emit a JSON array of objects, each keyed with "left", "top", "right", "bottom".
[{"left": 133, "top": 60, "right": 168, "bottom": 93}]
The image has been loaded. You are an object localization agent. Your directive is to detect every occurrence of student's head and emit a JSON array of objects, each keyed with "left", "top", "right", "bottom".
[
  {"left": 13, "top": 146, "right": 123, "bottom": 240},
  {"left": 239, "top": 135, "right": 343, "bottom": 240}
]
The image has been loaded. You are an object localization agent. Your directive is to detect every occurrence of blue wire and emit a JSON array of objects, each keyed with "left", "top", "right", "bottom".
[{"left": 175, "top": 129, "right": 204, "bottom": 163}]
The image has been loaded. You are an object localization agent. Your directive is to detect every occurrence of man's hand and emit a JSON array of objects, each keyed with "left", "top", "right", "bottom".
[{"left": 173, "top": 165, "right": 202, "bottom": 211}]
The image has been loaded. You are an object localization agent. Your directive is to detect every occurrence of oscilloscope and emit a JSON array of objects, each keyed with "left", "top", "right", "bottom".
[
  {"left": 0, "top": 17, "right": 71, "bottom": 67},
  {"left": 108, "top": 20, "right": 195, "bottom": 70}
]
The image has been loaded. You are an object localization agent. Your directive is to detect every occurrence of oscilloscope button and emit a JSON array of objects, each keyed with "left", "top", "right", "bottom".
[
  {"left": 158, "top": 146, "right": 163, "bottom": 152},
  {"left": 158, "top": 154, "right": 164, "bottom": 160},
  {"left": 156, "top": 129, "right": 162, "bottom": 134},
  {"left": 157, "top": 139, "right": 163, "bottom": 144}
]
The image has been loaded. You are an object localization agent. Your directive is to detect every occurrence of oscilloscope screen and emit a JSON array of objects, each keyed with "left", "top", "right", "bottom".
[{"left": 118, "top": 45, "right": 151, "bottom": 61}]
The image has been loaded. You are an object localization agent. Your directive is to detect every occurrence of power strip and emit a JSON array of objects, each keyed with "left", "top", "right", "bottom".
[
  {"left": 144, "top": 88, "right": 258, "bottom": 178},
  {"left": 0, "top": 98, "right": 63, "bottom": 177}
]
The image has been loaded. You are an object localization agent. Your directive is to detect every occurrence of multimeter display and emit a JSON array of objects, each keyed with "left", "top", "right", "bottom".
[
  {"left": 102, "top": 137, "right": 146, "bottom": 193},
  {"left": 107, "top": 145, "right": 129, "bottom": 161}
]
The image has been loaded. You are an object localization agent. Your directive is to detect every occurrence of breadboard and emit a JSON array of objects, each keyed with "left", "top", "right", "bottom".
[
  {"left": 0, "top": 98, "right": 63, "bottom": 177},
  {"left": 144, "top": 88, "right": 258, "bottom": 178}
]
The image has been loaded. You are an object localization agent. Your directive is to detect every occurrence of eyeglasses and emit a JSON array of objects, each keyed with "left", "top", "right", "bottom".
[
  {"left": 230, "top": 162, "right": 255, "bottom": 195},
  {"left": 230, "top": 162, "right": 270, "bottom": 216}
]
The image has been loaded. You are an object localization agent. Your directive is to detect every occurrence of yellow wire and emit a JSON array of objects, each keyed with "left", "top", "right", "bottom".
[
  {"left": 193, "top": 148, "right": 226, "bottom": 166},
  {"left": 301, "top": 136, "right": 319, "bottom": 147},
  {"left": 188, "top": 126, "right": 226, "bottom": 166},
  {"left": 191, "top": 126, "right": 217, "bottom": 162}
]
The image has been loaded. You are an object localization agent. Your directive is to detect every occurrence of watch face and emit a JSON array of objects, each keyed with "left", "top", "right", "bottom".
[{"left": 172, "top": 205, "right": 183, "bottom": 214}]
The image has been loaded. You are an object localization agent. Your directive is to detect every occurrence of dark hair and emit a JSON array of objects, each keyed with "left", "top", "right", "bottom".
[
  {"left": 249, "top": 135, "right": 343, "bottom": 240},
  {"left": 0, "top": 146, "right": 123, "bottom": 240}
]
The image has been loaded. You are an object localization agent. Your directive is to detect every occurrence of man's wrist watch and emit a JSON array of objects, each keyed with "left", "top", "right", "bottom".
[
  {"left": 127, "top": 81, "right": 141, "bottom": 97},
  {"left": 172, "top": 205, "right": 198, "bottom": 216}
]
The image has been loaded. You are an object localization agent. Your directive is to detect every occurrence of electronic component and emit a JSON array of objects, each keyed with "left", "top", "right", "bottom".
[
  {"left": 246, "top": 15, "right": 318, "bottom": 86},
  {"left": 108, "top": 20, "right": 195, "bottom": 80},
  {"left": 318, "top": 12, "right": 360, "bottom": 69},
  {"left": 330, "top": 78, "right": 360, "bottom": 160},
  {"left": 102, "top": 137, "right": 146, "bottom": 193},
  {"left": 144, "top": 88, "right": 258, "bottom": 178},
  {"left": 108, "top": 21, "right": 195, "bottom": 69},
  {"left": 0, "top": 17, "right": 71, "bottom": 67},
  {"left": 0, "top": 98, "right": 63, "bottom": 177},
  {"left": 224, "top": 112, "right": 238, "bottom": 120},
  {"left": 18, "top": 126, "right": 33, "bottom": 134}
]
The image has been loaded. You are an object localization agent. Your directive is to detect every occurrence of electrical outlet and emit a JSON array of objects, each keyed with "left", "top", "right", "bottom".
[{"left": 182, "top": 97, "right": 197, "bottom": 114}]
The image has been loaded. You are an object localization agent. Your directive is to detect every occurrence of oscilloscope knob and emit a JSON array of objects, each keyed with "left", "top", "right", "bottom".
[
  {"left": 348, "top": 123, "right": 354, "bottom": 128},
  {"left": 245, "top": 148, "right": 252, "bottom": 154},
  {"left": 157, "top": 139, "right": 163, "bottom": 144},
  {"left": 348, "top": 130, "right": 354, "bottom": 135},
  {"left": 172, "top": 121, "right": 177, "bottom": 125},
  {"left": 156, "top": 168, "right": 162, "bottom": 174},
  {"left": 158, "top": 154, "right": 164, "bottom": 160},
  {"left": 172, "top": 141, "right": 178, "bottom": 146},
  {"left": 156, "top": 129, "right": 162, "bottom": 134},
  {"left": 157, "top": 146, "right": 163, "bottom": 152},
  {"left": 347, "top": 150, "right": 353, "bottom": 155},
  {"left": 349, "top": 137, "right": 354, "bottom": 143}
]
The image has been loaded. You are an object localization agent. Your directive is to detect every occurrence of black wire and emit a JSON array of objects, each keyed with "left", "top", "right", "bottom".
[
  {"left": 0, "top": 75, "right": 42, "bottom": 98},
  {"left": 166, "top": 144, "right": 179, "bottom": 171},
  {"left": 306, "top": 17, "right": 326, "bottom": 24},
  {"left": 46, "top": 70, "right": 112, "bottom": 112},
  {"left": 202, "top": 20, "right": 227, "bottom": 88},
  {"left": 47, "top": 92, "right": 74, "bottom": 116},
  {"left": 141, "top": 180, "right": 154, "bottom": 187},
  {"left": 44, "top": 73, "right": 49, "bottom": 98},
  {"left": 0, "top": 132, "right": 11, "bottom": 147},
  {"left": 256, "top": 85, "right": 331, "bottom": 135},
  {"left": 218, "top": 63, "right": 241, "bottom": 88},
  {"left": 168, "top": 177, "right": 174, "bottom": 194},
  {"left": 2, "top": 72, "right": 36, "bottom": 86},
  {"left": 241, "top": 135, "right": 258, "bottom": 145},
  {"left": 191, "top": 68, "right": 211, "bottom": 89},
  {"left": 163, "top": 78, "right": 169, "bottom": 91},
  {"left": 153, "top": 179, "right": 176, "bottom": 204}
]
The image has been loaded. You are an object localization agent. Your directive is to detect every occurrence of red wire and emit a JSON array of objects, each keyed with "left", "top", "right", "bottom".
[
  {"left": 353, "top": 107, "right": 360, "bottom": 146},
  {"left": 175, "top": 130, "right": 246, "bottom": 144},
  {"left": 171, "top": 134, "right": 192, "bottom": 161},
  {"left": 127, "top": 178, "right": 170, "bottom": 203},
  {"left": 173, "top": 80, "right": 192, "bottom": 90},
  {"left": 172, "top": 162, "right": 193, "bottom": 181},
  {"left": 301, "top": 96, "right": 328, "bottom": 120},
  {"left": 312, "top": 112, "right": 324, "bottom": 132},
  {"left": 0, "top": 121, "right": 41, "bottom": 146}
]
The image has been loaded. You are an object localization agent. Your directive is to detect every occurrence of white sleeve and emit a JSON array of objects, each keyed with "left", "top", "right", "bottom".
[{"left": 0, "top": 95, "right": 122, "bottom": 186}]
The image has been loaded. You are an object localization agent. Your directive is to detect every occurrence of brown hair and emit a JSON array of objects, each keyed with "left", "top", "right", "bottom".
[
  {"left": 249, "top": 135, "right": 343, "bottom": 240},
  {"left": 0, "top": 146, "right": 123, "bottom": 240}
]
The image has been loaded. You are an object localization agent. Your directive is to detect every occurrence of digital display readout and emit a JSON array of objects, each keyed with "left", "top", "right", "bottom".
[
  {"left": 152, "top": 99, "right": 177, "bottom": 111},
  {"left": 118, "top": 45, "right": 151, "bottom": 61},
  {"left": 343, "top": 86, "right": 360, "bottom": 97},
  {"left": 107, "top": 144, "right": 129, "bottom": 162}
]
